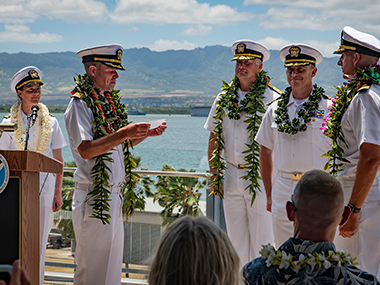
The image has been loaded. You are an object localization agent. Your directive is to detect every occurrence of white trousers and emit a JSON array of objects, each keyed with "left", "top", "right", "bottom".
[
  {"left": 271, "top": 176, "right": 297, "bottom": 247},
  {"left": 72, "top": 188, "right": 124, "bottom": 285},
  {"left": 39, "top": 183, "right": 55, "bottom": 285},
  {"left": 224, "top": 163, "right": 274, "bottom": 266},
  {"left": 334, "top": 181, "right": 380, "bottom": 279}
]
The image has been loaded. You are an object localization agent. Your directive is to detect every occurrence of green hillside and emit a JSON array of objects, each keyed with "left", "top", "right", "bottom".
[{"left": 0, "top": 46, "right": 344, "bottom": 107}]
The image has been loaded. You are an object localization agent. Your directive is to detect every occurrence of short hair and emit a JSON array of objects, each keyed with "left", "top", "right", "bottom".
[
  {"left": 83, "top": 61, "right": 102, "bottom": 75},
  {"left": 293, "top": 170, "right": 344, "bottom": 229},
  {"left": 148, "top": 216, "right": 241, "bottom": 285}
]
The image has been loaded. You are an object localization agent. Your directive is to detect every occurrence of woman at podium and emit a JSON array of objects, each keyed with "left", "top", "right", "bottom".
[{"left": 0, "top": 66, "right": 66, "bottom": 285}]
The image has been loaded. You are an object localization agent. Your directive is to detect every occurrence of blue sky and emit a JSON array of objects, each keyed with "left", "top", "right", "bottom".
[{"left": 0, "top": 0, "right": 379, "bottom": 57}]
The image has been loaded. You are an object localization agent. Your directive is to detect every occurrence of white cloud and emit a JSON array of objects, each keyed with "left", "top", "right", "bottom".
[
  {"left": 0, "top": 24, "right": 63, "bottom": 43},
  {"left": 0, "top": 4, "right": 37, "bottom": 24},
  {"left": 110, "top": 0, "right": 253, "bottom": 24},
  {"left": 258, "top": 37, "right": 340, "bottom": 57},
  {"left": 28, "top": 0, "right": 108, "bottom": 23},
  {"left": 143, "top": 39, "right": 199, "bottom": 51},
  {"left": 303, "top": 40, "right": 340, "bottom": 58},
  {"left": 183, "top": 25, "right": 212, "bottom": 36},
  {"left": 243, "top": 0, "right": 380, "bottom": 34},
  {"left": 258, "top": 37, "right": 291, "bottom": 51}
]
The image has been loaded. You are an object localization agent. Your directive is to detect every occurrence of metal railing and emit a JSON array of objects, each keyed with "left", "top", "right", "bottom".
[{"left": 45, "top": 168, "right": 225, "bottom": 283}]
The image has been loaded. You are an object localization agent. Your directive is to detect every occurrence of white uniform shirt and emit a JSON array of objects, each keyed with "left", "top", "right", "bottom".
[
  {"left": 339, "top": 85, "right": 380, "bottom": 176},
  {"left": 0, "top": 110, "right": 66, "bottom": 190},
  {"left": 204, "top": 87, "right": 279, "bottom": 165},
  {"left": 256, "top": 92, "right": 332, "bottom": 172},
  {"left": 64, "top": 98, "right": 125, "bottom": 186}
]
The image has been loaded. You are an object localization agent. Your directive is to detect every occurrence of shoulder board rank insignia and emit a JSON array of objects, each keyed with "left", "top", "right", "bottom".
[
  {"left": 268, "top": 84, "right": 284, "bottom": 95},
  {"left": 49, "top": 113, "right": 55, "bottom": 117},
  {"left": 323, "top": 94, "right": 333, "bottom": 100},
  {"left": 357, "top": 84, "right": 370, "bottom": 92},
  {"left": 267, "top": 97, "right": 280, "bottom": 106},
  {"left": 3, "top": 114, "right": 11, "bottom": 119},
  {"left": 71, "top": 91, "right": 84, "bottom": 99}
]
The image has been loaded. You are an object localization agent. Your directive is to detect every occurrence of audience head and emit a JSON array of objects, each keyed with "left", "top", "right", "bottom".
[
  {"left": 286, "top": 170, "right": 350, "bottom": 241},
  {"left": 148, "top": 215, "right": 241, "bottom": 285}
]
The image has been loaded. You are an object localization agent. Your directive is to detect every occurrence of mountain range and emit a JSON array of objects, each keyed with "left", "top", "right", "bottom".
[{"left": 0, "top": 46, "right": 344, "bottom": 106}]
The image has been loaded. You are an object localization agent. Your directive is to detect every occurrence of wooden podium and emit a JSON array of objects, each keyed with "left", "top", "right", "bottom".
[{"left": 0, "top": 150, "right": 63, "bottom": 285}]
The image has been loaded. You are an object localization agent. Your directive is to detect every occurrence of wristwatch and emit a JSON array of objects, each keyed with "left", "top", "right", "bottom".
[{"left": 347, "top": 203, "right": 361, "bottom": 214}]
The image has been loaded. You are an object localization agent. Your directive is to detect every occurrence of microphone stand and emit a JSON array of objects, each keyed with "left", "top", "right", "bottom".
[{"left": 24, "top": 105, "right": 39, "bottom": 151}]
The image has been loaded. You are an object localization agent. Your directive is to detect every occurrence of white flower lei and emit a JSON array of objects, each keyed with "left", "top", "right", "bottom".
[
  {"left": 11, "top": 102, "right": 51, "bottom": 154},
  {"left": 260, "top": 244, "right": 357, "bottom": 273}
]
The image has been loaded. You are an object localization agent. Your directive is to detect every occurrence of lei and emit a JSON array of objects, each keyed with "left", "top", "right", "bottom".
[
  {"left": 260, "top": 244, "right": 357, "bottom": 273},
  {"left": 71, "top": 74, "right": 134, "bottom": 224},
  {"left": 321, "top": 63, "right": 380, "bottom": 175},
  {"left": 274, "top": 84, "right": 325, "bottom": 134},
  {"left": 11, "top": 102, "right": 51, "bottom": 153},
  {"left": 210, "top": 70, "right": 272, "bottom": 204}
]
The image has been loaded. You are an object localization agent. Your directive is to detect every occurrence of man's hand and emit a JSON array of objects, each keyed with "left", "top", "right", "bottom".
[
  {"left": 121, "top": 122, "right": 151, "bottom": 139},
  {"left": 52, "top": 190, "right": 63, "bottom": 212},
  {"left": 147, "top": 122, "right": 167, "bottom": 137},
  {"left": 339, "top": 213, "right": 359, "bottom": 238}
]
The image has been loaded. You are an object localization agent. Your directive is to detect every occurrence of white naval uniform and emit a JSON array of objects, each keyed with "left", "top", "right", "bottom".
[
  {"left": 0, "top": 109, "right": 66, "bottom": 285},
  {"left": 334, "top": 84, "right": 380, "bottom": 279},
  {"left": 255, "top": 92, "right": 332, "bottom": 247},
  {"left": 204, "top": 86, "right": 278, "bottom": 266},
  {"left": 64, "top": 97, "right": 124, "bottom": 285}
]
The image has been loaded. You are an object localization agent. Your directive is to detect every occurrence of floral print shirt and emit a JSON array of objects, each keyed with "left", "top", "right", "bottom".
[{"left": 243, "top": 238, "right": 380, "bottom": 285}]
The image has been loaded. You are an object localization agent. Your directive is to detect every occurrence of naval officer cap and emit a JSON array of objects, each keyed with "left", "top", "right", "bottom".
[
  {"left": 279, "top": 43, "right": 323, "bottom": 67},
  {"left": 77, "top": 44, "right": 125, "bottom": 71},
  {"left": 231, "top": 40, "right": 270, "bottom": 62},
  {"left": 10, "top": 66, "right": 43, "bottom": 93},
  {"left": 334, "top": 26, "right": 380, "bottom": 57}
]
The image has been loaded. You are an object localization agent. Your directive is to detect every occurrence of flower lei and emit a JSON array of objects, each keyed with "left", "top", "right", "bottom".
[
  {"left": 274, "top": 84, "right": 325, "bottom": 134},
  {"left": 71, "top": 74, "right": 134, "bottom": 224},
  {"left": 321, "top": 63, "right": 380, "bottom": 175},
  {"left": 210, "top": 70, "right": 273, "bottom": 204},
  {"left": 260, "top": 244, "right": 357, "bottom": 273},
  {"left": 11, "top": 102, "right": 51, "bottom": 153}
]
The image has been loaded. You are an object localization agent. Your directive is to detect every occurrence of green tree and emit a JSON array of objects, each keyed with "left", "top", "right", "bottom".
[{"left": 154, "top": 164, "right": 203, "bottom": 226}]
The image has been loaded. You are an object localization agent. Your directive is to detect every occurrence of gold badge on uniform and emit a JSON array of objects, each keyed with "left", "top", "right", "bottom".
[
  {"left": 116, "top": 49, "right": 123, "bottom": 60},
  {"left": 237, "top": 43, "right": 246, "bottom": 53},
  {"left": 289, "top": 46, "right": 301, "bottom": 58},
  {"left": 29, "top": 70, "right": 38, "bottom": 78}
]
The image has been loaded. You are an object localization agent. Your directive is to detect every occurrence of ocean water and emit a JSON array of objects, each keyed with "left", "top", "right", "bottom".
[{"left": 0, "top": 113, "right": 211, "bottom": 173}]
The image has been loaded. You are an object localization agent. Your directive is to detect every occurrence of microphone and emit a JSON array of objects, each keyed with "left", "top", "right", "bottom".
[
  {"left": 24, "top": 105, "right": 39, "bottom": 151},
  {"left": 30, "top": 105, "right": 39, "bottom": 127}
]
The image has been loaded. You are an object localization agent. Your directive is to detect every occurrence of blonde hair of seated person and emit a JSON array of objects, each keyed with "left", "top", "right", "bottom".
[{"left": 148, "top": 215, "right": 241, "bottom": 285}]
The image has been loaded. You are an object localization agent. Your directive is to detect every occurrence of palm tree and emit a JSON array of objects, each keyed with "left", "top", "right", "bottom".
[{"left": 154, "top": 164, "right": 203, "bottom": 226}]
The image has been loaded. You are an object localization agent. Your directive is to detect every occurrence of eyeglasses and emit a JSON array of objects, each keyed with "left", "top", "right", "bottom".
[{"left": 290, "top": 194, "right": 297, "bottom": 212}]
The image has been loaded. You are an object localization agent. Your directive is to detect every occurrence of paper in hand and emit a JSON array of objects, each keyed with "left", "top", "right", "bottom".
[{"left": 148, "top": 118, "right": 166, "bottom": 130}]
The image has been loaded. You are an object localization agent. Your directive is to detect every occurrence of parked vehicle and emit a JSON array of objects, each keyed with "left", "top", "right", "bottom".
[{"left": 47, "top": 228, "right": 70, "bottom": 249}]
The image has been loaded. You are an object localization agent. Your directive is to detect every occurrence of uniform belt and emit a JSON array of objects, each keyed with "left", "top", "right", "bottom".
[
  {"left": 226, "top": 162, "right": 246, "bottom": 169},
  {"left": 75, "top": 182, "right": 122, "bottom": 194},
  {"left": 278, "top": 171, "right": 303, "bottom": 181}
]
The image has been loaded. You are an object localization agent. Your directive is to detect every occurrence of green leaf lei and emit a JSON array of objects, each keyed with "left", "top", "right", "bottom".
[
  {"left": 274, "top": 84, "right": 325, "bottom": 134},
  {"left": 321, "top": 63, "right": 380, "bottom": 175},
  {"left": 71, "top": 74, "right": 135, "bottom": 224},
  {"left": 210, "top": 70, "right": 271, "bottom": 204}
]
